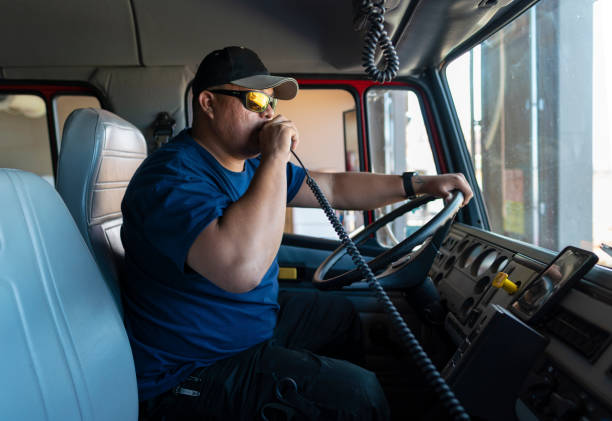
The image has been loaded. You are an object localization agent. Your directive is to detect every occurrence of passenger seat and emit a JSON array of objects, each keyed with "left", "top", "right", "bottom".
[
  {"left": 0, "top": 169, "right": 138, "bottom": 420},
  {"left": 56, "top": 108, "right": 147, "bottom": 312}
]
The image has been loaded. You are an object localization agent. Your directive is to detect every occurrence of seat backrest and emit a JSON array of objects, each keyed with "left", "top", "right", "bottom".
[
  {"left": 56, "top": 108, "right": 147, "bottom": 310},
  {"left": 0, "top": 169, "right": 138, "bottom": 420}
]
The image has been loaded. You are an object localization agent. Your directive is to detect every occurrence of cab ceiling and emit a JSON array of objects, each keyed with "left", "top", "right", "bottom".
[{"left": 0, "top": 0, "right": 535, "bottom": 76}]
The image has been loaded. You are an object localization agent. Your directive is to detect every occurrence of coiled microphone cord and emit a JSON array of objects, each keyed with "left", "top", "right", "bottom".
[
  {"left": 360, "top": 0, "right": 400, "bottom": 82},
  {"left": 291, "top": 150, "right": 470, "bottom": 421}
]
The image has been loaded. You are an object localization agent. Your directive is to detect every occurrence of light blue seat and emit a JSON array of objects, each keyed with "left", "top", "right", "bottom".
[
  {"left": 0, "top": 168, "right": 138, "bottom": 420},
  {"left": 56, "top": 108, "right": 147, "bottom": 312}
]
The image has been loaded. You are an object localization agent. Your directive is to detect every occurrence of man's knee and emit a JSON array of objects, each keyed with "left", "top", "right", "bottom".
[
  {"left": 352, "top": 368, "right": 389, "bottom": 419},
  {"left": 313, "top": 359, "right": 389, "bottom": 420}
]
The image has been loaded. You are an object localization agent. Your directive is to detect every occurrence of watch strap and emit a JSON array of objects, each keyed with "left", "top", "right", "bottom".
[{"left": 402, "top": 171, "right": 417, "bottom": 198}]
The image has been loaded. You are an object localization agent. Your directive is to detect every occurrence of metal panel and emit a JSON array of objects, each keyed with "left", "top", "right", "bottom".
[
  {"left": 132, "top": 0, "right": 375, "bottom": 72},
  {"left": 0, "top": 0, "right": 139, "bottom": 66}
]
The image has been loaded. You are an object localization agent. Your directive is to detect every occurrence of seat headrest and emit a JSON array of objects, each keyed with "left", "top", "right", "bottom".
[{"left": 56, "top": 108, "right": 147, "bottom": 245}]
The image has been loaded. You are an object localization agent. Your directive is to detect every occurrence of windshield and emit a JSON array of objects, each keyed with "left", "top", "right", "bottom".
[{"left": 446, "top": 0, "right": 612, "bottom": 269}]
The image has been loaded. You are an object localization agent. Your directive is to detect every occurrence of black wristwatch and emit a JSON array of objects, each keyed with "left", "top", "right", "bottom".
[{"left": 402, "top": 171, "right": 418, "bottom": 198}]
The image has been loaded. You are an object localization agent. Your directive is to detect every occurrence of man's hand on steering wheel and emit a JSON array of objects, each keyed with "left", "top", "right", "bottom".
[{"left": 411, "top": 173, "right": 473, "bottom": 206}]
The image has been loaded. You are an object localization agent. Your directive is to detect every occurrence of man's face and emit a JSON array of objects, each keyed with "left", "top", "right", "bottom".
[{"left": 209, "top": 84, "right": 275, "bottom": 158}]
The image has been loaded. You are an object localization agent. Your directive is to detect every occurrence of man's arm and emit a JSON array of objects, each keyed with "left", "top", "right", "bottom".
[
  {"left": 289, "top": 171, "right": 473, "bottom": 210},
  {"left": 187, "top": 116, "right": 298, "bottom": 294}
]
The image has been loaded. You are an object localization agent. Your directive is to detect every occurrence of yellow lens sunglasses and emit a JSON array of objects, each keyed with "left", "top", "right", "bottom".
[{"left": 209, "top": 89, "right": 277, "bottom": 113}]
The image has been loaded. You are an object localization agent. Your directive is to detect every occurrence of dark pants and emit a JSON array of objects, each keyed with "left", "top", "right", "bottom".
[{"left": 142, "top": 291, "right": 390, "bottom": 420}]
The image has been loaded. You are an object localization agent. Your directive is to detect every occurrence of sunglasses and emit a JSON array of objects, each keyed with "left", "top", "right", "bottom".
[{"left": 209, "top": 89, "right": 277, "bottom": 113}]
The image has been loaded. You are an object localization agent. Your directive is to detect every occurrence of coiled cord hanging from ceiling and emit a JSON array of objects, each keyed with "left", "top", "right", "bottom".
[
  {"left": 291, "top": 151, "right": 470, "bottom": 421},
  {"left": 361, "top": 0, "right": 400, "bottom": 82}
]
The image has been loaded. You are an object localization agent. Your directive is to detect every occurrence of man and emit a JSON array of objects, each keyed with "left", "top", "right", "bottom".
[{"left": 121, "top": 46, "right": 473, "bottom": 420}]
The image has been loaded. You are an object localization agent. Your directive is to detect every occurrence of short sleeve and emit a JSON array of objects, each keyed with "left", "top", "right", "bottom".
[
  {"left": 286, "top": 161, "right": 306, "bottom": 203},
  {"left": 126, "top": 171, "right": 231, "bottom": 273}
]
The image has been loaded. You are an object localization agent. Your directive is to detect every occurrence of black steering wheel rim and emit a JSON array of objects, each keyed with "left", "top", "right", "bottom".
[{"left": 313, "top": 191, "right": 464, "bottom": 290}]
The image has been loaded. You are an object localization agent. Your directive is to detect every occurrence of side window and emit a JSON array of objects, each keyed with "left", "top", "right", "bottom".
[
  {"left": 54, "top": 94, "right": 101, "bottom": 150},
  {"left": 0, "top": 94, "right": 54, "bottom": 184},
  {"left": 445, "top": 0, "right": 612, "bottom": 268},
  {"left": 277, "top": 89, "right": 363, "bottom": 239},
  {"left": 366, "top": 88, "right": 440, "bottom": 247}
]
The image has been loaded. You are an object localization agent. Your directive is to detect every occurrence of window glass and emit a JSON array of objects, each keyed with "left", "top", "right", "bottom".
[
  {"left": 366, "top": 88, "right": 440, "bottom": 247},
  {"left": 446, "top": 0, "right": 612, "bottom": 268},
  {"left": 276, "top": 89, "right": 363, "bottom": 239},
  {"left": 0, "top": 94, "right": 53, "bottom": 184},
  {"left": 54, "top": 95, "right": 101, "bottom": 149}
]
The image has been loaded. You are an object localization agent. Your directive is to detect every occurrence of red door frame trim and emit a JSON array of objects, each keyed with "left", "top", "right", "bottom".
[
  {"left": 296, "top": 78, "right": 448, "bottom": 225},
  {"left": 295, "top": 79, "right": 448, "bottom": 174}
]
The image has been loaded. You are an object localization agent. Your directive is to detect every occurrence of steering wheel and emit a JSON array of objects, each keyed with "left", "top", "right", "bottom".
[{"left": 313, "top": 191, "right": 464, "bottom": 290}]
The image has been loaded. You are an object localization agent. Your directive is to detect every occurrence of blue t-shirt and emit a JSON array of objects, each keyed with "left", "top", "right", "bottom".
[{"left": 120, "top": 129, "right": 306, "bottom": 400}]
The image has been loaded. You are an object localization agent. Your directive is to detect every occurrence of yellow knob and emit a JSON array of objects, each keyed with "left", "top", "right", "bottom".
[{"left": 492, "top": 272, "right": 518, "bottom": 294}]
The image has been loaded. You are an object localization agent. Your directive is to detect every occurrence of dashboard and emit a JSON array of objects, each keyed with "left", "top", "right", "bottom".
[{"left": 430, "top": 223, "right": 612, "bottom": 420}]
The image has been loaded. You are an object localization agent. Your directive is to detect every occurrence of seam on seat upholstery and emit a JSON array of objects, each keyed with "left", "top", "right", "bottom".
[
  {"left": 89, "top": 119, "right": 146, "bottom": 226},
  {"left": 92, "top": 187, "right": 130, "bottom": 192},
  {"left": 100, "top": 151, "right": 145, "bottom": 158},
  {"left": 92, "top": 212, "right": 123, "bottom": 221},
  {"left": 94, "top": 181, "right": 131, "bottom": 187}
]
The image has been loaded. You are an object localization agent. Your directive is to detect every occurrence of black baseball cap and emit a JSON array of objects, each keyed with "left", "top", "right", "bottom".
[{"left": 192, "top": 46, "right": 298, "bottom": 100}]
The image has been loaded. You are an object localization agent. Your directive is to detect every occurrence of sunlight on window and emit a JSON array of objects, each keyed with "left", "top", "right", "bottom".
[
  {"left": 592, "top": 0, "right": 612, "bottom": 267},
  {"left": 278, "top": 89, "right": 363, "bottom": 239},
  {"left": 446, "top": 0, "right": 612, "bottom": 268},
  {"left": 367, "top": 89, "right": 440, "bottom": 247},
  {"left": 0, "top": 94, "right": 53, "bottom": 184}
]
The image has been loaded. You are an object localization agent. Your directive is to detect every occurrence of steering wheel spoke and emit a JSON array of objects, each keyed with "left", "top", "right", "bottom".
[{"left": 313, "top": 192, "right": 463, "bottom": 290}]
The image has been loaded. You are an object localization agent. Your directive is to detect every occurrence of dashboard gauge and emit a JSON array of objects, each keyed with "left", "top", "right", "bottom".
[
  {"left": 460, "top": 297, "right": 475, "bottom": 318},
  {"left": 445, "top": 238, "right": 457, "bottom": 251},
  {"left": 433, "top": 272, "right": 444, "bottom": 285},
  {"left": 474, "top": 276, "right": 491, "bottom": 294},
  {"left": 460, "top": 244, "right": 484, "bottom": 269},
  {"left": 444, "top": 255, "right": 456, "bottom": 274},
  {"left": 456, "top": 239, "right": 469, "bottom": 253},
  {"left": 472, "top": 250, "right": 498, "bottom": 277},
  {"left": 490, "top": 256, "right": 509, "bottom": 274}
]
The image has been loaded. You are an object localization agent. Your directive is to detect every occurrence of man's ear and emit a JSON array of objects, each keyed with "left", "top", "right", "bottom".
[{"left": 197, "top": 90, "right": 215, "bottom": 119}]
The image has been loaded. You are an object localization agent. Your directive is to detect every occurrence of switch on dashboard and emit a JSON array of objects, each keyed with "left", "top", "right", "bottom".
[{"left": 492, "top": 271, "right": 518, "bottom": 294}]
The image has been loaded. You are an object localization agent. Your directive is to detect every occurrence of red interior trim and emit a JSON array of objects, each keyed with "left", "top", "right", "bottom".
[
  {"left": 296, "top": 78, "right": 448, "bottom": 224},
  {"left": 0, "top": 83, "right": 98, "bottom": 99},
  {"left": 295, "top": 79, "right": 447, "bottom": 174}
]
